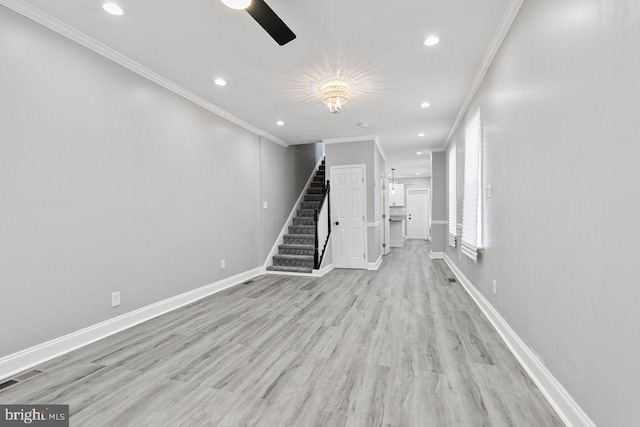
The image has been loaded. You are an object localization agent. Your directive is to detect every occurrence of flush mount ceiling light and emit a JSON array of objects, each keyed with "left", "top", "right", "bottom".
[
  {"left": 213, "top": 78, "right": 227, "bottom": 86},
  {"left": 102, "top": 2, "right": 124, "bottom": 16},
  {"left": 424, "top": 35, "right": 440, "bottom": 47},
  {"left": 420, "top": 102, "right": 431, "bottom": 108},
  {"left": 320, "top": 79, "right": 351, "bottom": 114},
  {"left": 221, "top": 0, "right": 251, "bottom": 9},
  {"left": 276, "top": 120, "right": 285, "bottom": 126}
]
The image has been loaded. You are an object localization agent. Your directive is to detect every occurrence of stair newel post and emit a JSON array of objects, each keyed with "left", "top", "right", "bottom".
[
  {"left": 313, "top": 208, "right": 320, "bottom": 269},
  {"left": 326, "top": 180, "right": 331, "bottom": 233}
]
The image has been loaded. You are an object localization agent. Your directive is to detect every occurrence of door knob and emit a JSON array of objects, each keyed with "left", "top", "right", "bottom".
[{"left": 335, "top": 221, "right": 339, "bottom": 225}]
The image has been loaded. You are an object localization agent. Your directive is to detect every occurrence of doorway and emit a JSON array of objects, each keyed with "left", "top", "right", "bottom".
[
  {"left": 331, "top": 165, "right": 366, "bottom": 269},
  {"left": 407, "top": 188, "right": 430, "bottom": 240}
]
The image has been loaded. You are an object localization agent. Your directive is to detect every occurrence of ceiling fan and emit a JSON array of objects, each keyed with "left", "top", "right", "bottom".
[{"left": 221, "top": 0, "right": 296, "bottom": 46}]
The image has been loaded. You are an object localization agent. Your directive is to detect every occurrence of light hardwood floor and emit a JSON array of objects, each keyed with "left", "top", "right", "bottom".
[{"left": 0, "top": 241, "right": 563, "bottom": 426}]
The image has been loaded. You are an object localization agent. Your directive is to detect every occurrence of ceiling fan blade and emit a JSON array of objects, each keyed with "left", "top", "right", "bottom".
[{"left": 246, "top": 0, "right": 296, "bottom": 46}]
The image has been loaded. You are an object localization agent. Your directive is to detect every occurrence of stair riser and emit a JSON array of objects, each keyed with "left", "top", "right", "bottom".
[
  {"left": 300, "top": 202, "right": 321, "bottom": 210},
  {"left": 297, "top": 209, "right": 315, "bottom": 217},
  {"left": 284, "top": 235, "right": 314, "bottom": 245},
  {"left": 313, "top": 177, "right": 325, "bottom": 183},
  {"left": 304, "top": 195, "right": 323, "bottom": 202},
  {"left": 293, "top": 218, "right": 315, "bottom": 226},
  {"left": 310, "top": 182, "right": 324, "bottom": 188},
  {"left": 279, "top": 247, "right": 315, "bottom": 256},
  {"left": 267, "top": 266, "right": 312, "bottom": 273},
  {"left": 288, "top": 226, "right": 315, "bottom": 235},
  {"left": 273, "top": 258, "right": 314, "bottom": 268},
  {"left": 307, "top": 188, "right": 323, "bottom": 194}
]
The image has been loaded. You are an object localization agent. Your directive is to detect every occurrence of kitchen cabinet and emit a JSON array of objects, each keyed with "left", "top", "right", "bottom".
[{"left": 389, "top": 183, "right": 405, "bottom": 206}]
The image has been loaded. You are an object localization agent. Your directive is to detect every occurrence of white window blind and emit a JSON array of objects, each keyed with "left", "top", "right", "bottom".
[
  {"left": 448, "top": 145, "right": 457, "bottom": 247},
  {"left": 461, "top": 109, "right": 482, "bottom": 261}
]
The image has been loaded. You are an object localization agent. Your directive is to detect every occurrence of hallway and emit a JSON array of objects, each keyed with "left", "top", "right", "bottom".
[{"left": 0, "top": 241, "right": 562, "bottom": 426}]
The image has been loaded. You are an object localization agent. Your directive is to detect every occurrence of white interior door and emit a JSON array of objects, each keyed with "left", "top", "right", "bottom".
[
  {"left": 332, "top": 166, "right": 366, "bottom": 269},
  {"left": 407, "top": 189, "right": 430, "bottom": 240}
]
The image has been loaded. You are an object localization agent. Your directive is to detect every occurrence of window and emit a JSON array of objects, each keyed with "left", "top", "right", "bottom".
[
  {"left": 461, "top": 108, "right": 482, "bottom": 261},
  {"left": 448, "top": 144, "right": 457, "bottom": 247}
]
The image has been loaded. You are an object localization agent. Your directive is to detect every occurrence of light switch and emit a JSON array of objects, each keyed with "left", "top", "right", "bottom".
[
  {"left": 486, "top": 185, "right": 493, "bottom": 198},
  {"left": 263, "top": 201, "right": 268, "bottom": 209}
]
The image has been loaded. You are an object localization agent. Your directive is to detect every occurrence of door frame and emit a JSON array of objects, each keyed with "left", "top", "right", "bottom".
[
  {"left": 330, "top": 164, "right": 368, "bottom": 269},
  {"left": 407, "top": 187, "right": 431, "bottom": 240}
]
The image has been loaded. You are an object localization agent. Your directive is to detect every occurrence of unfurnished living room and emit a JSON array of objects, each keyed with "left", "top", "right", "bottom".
[{"left": 0, "top": 0, "right": 637, "bottom": 426}]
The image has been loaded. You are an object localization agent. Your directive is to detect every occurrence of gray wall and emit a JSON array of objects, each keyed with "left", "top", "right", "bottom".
[
  {"left": 325, "top": 140, "right": 385, "bottom": 263},
  {"left": 430, "top": 152, "right": 446, "bottom": 253},
  {"left": 444, "top": 1, "right": 640, "bottom": 425},
  {"left": 0, "top": 6, "right": 317, "bottom": 358}
]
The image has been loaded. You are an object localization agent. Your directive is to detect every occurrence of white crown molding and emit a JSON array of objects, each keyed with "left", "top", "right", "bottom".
[
  {"left": 443, "top": 254, "right": 596, "bottom": 427},
  {"left": 0, "top": 0, "right": 289, "bottom": 148},
  {"left": 322, "top": 135, "right": 377, "bottom": 145},
  {"left": 0, "top": 266, "right": 264, "bottom": 382},
  {"left": 441, "top": 0, "right": 524, "bottom": 150}
]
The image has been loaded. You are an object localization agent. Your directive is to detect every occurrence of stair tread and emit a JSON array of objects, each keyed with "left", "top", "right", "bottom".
[
  {"left": 273, "top": 254, "right": 314, "bottom": 260},
  {"left": 267, "top": 265, "right": 313, "bottom": 273},
  {"left": 279, "top": 243, "right": 314, "bottom": 248},
  {"left": 286, "top": 233, "right": 314, "bottom": 238}
]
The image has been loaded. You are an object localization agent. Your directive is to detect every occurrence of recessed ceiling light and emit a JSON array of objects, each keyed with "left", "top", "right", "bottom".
[
  {"left": 416, "top": 152, "right": 423, "bottom": 155},
  {"left": 214, "top": 78, "right": 227, "bottom": 86},
  {"left": 102, "top": 2, "right": 124, "bottom": 16},
  {"left": 276, "top": 120, "right": 285, "bottom": 126},
  {"left": 221, "top": 0, "right": 252, "bottom": 10},
  {"left": 424, "top": 36, "right": 440, "bottom": 47},
  {"left": 420, "top": 102, "right": 431, "bottom": 108},
  {"left": 418, "top": 133, "right": 425, "bottom": 137},
  {"left": 358, "top": 123, "right": 369, "bottom": 128},
  {"left": 416, "top": 172, "right": 421, "bottom": 175}
]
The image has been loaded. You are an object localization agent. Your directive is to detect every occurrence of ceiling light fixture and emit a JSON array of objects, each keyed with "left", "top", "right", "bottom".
[
  {"left": 416, "top": 172, "right": 421, "bottom": 175},
  {"left": 221, "top": 0, "right": 252, "bottom": 10},
  {"left": 420, "top": 102, "right": 431, "bottom": 108},
  {"left": 214, "top": 78, "right": 227, "bottom": 86},
  {"left": 320, "top": 79, "right": 351, "bottom": 114},
  {"left": 416, "top": 152, "right": 423, "bottom": 155},
  {"left": 418, "top": 133, "right": 425, "bottom": 137},
  {"left": 102, "top": 2, "right": 124, "bottom": 16},
  {"left": 391, "top": 168, "right": 396, "bottom": 194},
  {"left": 424, "top": 36, "right": 440, "bottom": 47},
  {"left": 276, "top": 120, "right": 285, "bottom": 126}
]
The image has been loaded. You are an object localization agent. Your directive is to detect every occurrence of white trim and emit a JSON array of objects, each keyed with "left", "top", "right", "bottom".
[
  {"left": 0, "top": 267, "right": 263, "bottom": 382},
  {"left": 262, "top": 157, "right": 325, "bottom": 269},
  {"left": 0, "top": 0, "right": 288, "bottom": 148},
  {"left": 442, "top": 255, "right": 596, "bottom": 427},
  {"left": 366, "top": 221, "right": 382, "bottom": 227},
  {"left": 322, "top": 135, "right": 377, "bottom": 145},
  {"left": 442, "top": 0, "right": 524, "bottom": 150},
  {"left": 431, "top": 220, "right": 447, "bottom": 225},
  {"left": 367, "top": 255, "right": 383, "bottom": 271},
  {"left": 373, "top": 137, "right": 387, "bottom": 162},
  {"left": 313, "top": 263, "right": 335, "bottom": 277},
  {"left": 430, "top": 252, "right": 445, "bottom": 260}
]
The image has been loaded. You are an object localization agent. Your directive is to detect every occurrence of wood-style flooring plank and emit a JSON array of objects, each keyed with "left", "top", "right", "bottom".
[{"left": 0, "top": 241, "right": 563, "bottom": 426}]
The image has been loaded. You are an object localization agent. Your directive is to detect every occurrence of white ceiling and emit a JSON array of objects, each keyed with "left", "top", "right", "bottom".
[{"left": 10, "top": 0, "right": 511, "bottom": 177}]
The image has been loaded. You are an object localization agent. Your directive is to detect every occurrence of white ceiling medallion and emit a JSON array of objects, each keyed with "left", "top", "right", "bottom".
[{"left": 320, "top": 79, "right": 351, "bottom": 114}]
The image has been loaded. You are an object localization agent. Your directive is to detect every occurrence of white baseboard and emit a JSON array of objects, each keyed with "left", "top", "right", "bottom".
[
  {"left": 442, "top": 255, "right": 595, "bottom": 427},
  {"left": 262, "top": 157, "right": 325, "bottom": 270},
  {"left": 314, "top": 263, "right": 335, "bottom": 277},
  {"left": 0, "top": 267, "right": 263, "bottom": 382},
  {"left": 430, "top": 252, "right": 445, "bottom": 260},
  {"left": 367, "top": 255, "right": 383, "bottom": 271}
]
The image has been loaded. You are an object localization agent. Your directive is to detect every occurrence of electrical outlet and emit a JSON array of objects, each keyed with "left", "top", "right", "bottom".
[
  {"left": 111, "top": 292, "right": 120, "bottom": 308},
  {"left": 263, "top": 201, "right": 268, "bottom": 209},
  {"left": 487, "top": 184, "right": 493, "bottom": 198},
  {"left": 221, "top": 259, "right": 226, "bottom": 270},
  {"left": 492, "top": 280, "right": 497, "bottom": 295}
]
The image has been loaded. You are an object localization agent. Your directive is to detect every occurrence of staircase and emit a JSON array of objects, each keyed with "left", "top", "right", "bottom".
[{"left": 267, "top": 160, "right": 327, "bottom": 274}]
